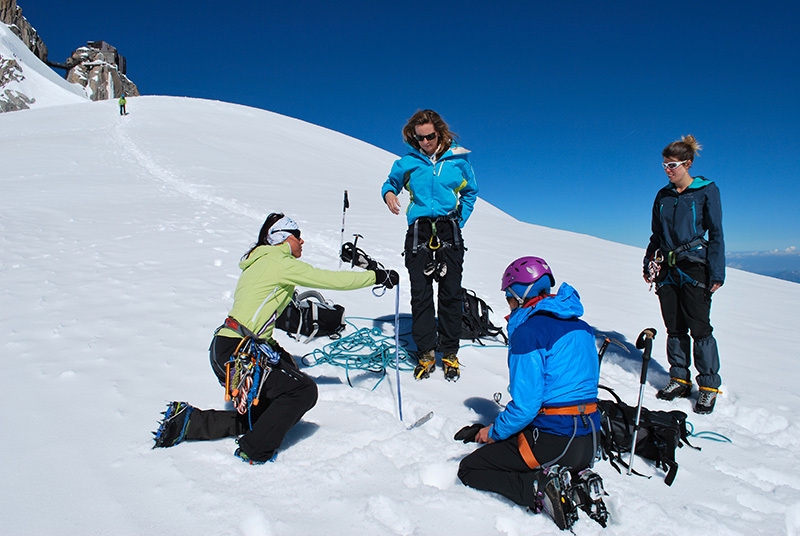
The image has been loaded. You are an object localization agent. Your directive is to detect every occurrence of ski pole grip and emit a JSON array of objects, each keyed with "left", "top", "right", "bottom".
[{"left": 635, "top": 328, "right": 657, "bottom": 383}]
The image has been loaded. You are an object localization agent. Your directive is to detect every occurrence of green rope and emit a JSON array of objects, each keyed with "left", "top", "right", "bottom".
[{"left": 301, "top": 320, "right": 414, "bottom": 390}]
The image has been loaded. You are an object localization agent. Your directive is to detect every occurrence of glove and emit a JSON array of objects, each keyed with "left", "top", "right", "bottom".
[
  {"left": 453, "top": 423, "right": 485, "bottom": 443},
  {"left": 340, "top": 242, "right": 377, "bottom": 270},
  {"left": 371, "top": 268, "right": 399, "bottom": 289}
]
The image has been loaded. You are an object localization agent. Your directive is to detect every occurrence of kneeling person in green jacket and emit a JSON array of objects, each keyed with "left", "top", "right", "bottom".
[{"left": 153, "top": 213, "right": 398, "bottom": 463}]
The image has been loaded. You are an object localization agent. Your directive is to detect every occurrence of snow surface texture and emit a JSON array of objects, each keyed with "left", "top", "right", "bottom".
[
  {"left": 2, "top": 96, "right": 800, "bottom": 536},
  {"left": 0, "top": 23, "right": 86, "bottom": 109}
]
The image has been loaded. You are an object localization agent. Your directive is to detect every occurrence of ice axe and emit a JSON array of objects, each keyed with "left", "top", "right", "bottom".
[{"left": 627, "top": 327, "right": 657, "bottom": 476}]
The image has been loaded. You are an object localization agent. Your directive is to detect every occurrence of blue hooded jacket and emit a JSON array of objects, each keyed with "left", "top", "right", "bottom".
[
  {"left": 381, "top": 142, "right": 478, "bottom": 228},
  {"left": 490, "top": 283, "right": 600, "bottom": 441}
]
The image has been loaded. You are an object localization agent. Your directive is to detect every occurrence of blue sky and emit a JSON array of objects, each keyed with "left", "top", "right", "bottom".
[{"left": 20, "top": 0, "right": 800, "bottom": 251}]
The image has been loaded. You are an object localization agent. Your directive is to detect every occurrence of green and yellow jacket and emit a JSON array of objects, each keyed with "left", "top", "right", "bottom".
[{"left": 218, "top": 242, "right": 375, "bottom": 341}]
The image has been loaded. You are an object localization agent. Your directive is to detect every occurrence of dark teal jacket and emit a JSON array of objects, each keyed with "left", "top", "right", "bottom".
[{"left": 645, "top": 176, "right": 726, "bottom": 285}]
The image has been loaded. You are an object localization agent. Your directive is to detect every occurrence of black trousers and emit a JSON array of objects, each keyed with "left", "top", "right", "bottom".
[
  {"left": 186, "top": 336, "right": 318, "bottom": 462},
  {"left": 458, "top": 429, "right": 598, "bottom": 508},
  {"left": 404, "top": 219, "right": 464, "bottom": 355},
  {"left": 656, "top": 262, "right": 721, "bottom": 389}
]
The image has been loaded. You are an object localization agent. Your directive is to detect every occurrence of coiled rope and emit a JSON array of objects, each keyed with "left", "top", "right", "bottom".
[{"left": 301, "top": 319, "right": 414, "bottom": 390}]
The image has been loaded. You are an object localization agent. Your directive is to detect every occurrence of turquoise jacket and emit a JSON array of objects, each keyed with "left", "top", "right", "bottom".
[
  {"left": 381, "top": 142, "right": 479, "bottom": 227},
  {"left": 218, "top": 242, "right": 375, "bottom": 342},
  {"left": 490, "top": 283, "right": 601, "bottom": 441}
]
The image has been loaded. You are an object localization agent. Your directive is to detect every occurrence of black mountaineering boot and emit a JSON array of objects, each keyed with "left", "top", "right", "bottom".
[
  {"left": 571, "top": 468, "right": 609, "bottom": 527},
  {"left": 153, "top": 401, "right": 194, "bottom": 448},
  {"left": 534, "top": 466, "right": 579, "bottom": 531}
]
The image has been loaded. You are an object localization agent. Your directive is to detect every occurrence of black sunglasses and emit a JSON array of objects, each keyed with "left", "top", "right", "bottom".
[
  {"left": 276, "top": 229, "right": 301, "bottom": 240},
  {"left": 414, "top": 132, "right": 438, "bottom": 142}
]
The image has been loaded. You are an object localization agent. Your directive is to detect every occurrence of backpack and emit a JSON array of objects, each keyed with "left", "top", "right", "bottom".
[
  {"left": 597, "top": 385, "right": 699, "bottom": 486},
  {"left": 460, "top": 288, "right": 508, "bottom": 345},
  {"left": 276, "top": 290, "right": 346, "bottom": 342}
]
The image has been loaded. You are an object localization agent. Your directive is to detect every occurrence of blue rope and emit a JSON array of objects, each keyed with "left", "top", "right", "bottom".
[
  {"left": 686, "top": 421, "right": 732, "bottom": 443},
  {"left": 301, "top": 319, "right": 414, "bottom": 390}
]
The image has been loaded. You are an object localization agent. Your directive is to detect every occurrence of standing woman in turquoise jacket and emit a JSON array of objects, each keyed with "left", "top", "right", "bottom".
[
  {"left": 644, "top": 135, "right": 725, "bottom": 415},
  {"left": 381, "top": 109, "right": 479, "bottom": 382}
]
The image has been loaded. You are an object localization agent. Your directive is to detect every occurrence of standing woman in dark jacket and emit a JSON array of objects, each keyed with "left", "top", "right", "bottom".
[
  {"left": 381, "top": 109, "right": 479, "bottom": 382},
  {"left": 644, "top": 135, "right": 725, "bottom": 414}
]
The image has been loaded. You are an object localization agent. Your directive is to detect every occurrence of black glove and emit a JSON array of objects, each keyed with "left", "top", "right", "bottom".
[
  {"left": 454, "top": 423, "right": 485, "bottom": 443},
  {"left": 340, "top": 242, "right": 378, "bottom": 270},
  {"left": 371, "top": 268, "right": 399, "bottom": 289}
]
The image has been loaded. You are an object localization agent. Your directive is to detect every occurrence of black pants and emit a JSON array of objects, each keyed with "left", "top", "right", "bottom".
[
  {"left": 186, "top": 336, "right": 318, "bottom": 462},
  {"left": 404, "top": 219, "right": 464, "bottom": 355},
  {"left": 656, "top": 263, "right": 721, "bottom": 389},
  {"left": 458, "top": 429, "right": 598, "bottom": 508}
]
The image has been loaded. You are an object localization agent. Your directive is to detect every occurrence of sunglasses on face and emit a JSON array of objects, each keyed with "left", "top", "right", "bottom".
[
  {"left": 414, "top": 132, "right": 438, "bottom": 142},
  {"left": 276, "top": 229, "right": 301, "bottom": 240},
  {"left": 662, "top": 160, "right": 688, "bottom": 170}
]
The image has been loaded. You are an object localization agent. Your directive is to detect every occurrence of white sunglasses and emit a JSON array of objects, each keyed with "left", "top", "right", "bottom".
[{"left": 662, "top": 160, "right": 688, "bottom": 170}]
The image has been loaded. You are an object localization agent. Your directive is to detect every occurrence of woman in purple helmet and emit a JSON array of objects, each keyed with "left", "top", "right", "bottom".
[{"left": 457, "top": 256, "right": 602, "bottom": 530}]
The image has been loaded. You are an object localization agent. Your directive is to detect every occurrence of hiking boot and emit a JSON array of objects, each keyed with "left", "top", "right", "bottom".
[
  {"left": 534, "top": 466, "right": 579, "bottom": 531},
  {"left": 414, "top": 350, "right": 436, "bottom": 380},
  {"left": 152, "top": 401, "right": 194, "bottom": 448},
  {"left": 656, "top": 378, "right": 692, "bottom": 401},
  {"left": 234, "top": 448, "right": 268, "bottom": 465},
  {"left": 694, "top": 387, "right": 720, "bottom": 415},
  {"left": 442, "top": 353, "right": 461, "bottom": 382},
  {"left": 571, "top": 469, "right": 609, "bottom": 527}
]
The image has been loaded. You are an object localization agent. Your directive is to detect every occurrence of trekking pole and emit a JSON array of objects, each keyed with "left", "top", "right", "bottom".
[
  {"left": 338, "top": 190, "right": 349, "bottom": 268},
  {"left": 394, "top": 283, "right": 403, "bottom": 422},
  {"left": 628, "top": 327, "right": 657, "bottom": 475}
]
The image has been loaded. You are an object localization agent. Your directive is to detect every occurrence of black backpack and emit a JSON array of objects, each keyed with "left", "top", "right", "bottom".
[
  {"left": 460, "top": 288, "right": 507, "bottom": 345},
  {"left": 276, "top": 290, "right": 346, "bottom": 342},
  {"left": 597, "top": 385, "right": 699, "bottom": 486}
]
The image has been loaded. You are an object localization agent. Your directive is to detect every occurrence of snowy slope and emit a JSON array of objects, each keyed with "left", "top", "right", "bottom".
[
  {"left": 2, "top": 96, "right": 800, "bottom": 536},
  {"left": 0, "top": 22, "right": 86, "bottom": 109}
]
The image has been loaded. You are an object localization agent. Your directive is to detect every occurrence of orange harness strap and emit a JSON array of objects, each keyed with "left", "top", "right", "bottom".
[
  {"left": 517, "top": 432, "right": 541, "bottom": 470},
  {"left": 517, "top": 403, "right": 597, "bottom": 469},
  {"left": 538, "top": 402, "right": 597, "bottom": 416}
]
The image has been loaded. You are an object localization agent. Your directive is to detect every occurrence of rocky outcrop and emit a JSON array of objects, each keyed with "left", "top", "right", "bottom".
[
  {"left": 0, "top": 0, "right": 47, "bottom": 62},
  {"left": 2, "top": 0, "right": 139, "bottom": 103},
  {"left": 64, "top": 41, "right": 139, "bottom": 100},
  {"left": 0, "top": 55, "right": 34, "bottom": 111}
]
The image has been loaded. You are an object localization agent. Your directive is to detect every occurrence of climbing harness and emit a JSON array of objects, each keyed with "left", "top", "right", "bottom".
[{"left": 214, "top": 317, "right": 281, "bottom": 419}]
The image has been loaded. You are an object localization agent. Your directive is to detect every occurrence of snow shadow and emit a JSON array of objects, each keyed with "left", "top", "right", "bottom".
[
  {"left": 370, "top": 313, "right": 415, "bottom": 350},
  {"left": 280, "top": 420, "right": 321, "bottom": 450},
  {"left": 592, "top": 327, "right": 669, "bottom": 388},
  {"left": 462, "top": 396, "right": 502, "bottom": 424}
]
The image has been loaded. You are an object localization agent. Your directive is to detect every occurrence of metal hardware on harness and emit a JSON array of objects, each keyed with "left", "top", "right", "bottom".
[{"left": 427, "top": 222, "right": 441, "bottom": 250}]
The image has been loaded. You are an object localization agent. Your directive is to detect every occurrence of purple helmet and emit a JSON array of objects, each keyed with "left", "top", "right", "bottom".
[{"left": 501, "top": 256, "right": 555, "bottom": 291}]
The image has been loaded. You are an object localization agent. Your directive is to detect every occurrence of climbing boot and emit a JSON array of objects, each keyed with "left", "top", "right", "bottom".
[
  {"left": 442, "top": 353, "right": 461, "bottom": 382},
  {"left": 694, "top": 386, "right": 721, "bottom": 414},
  {"left": 153, "top": 401, "right": 194, "bottom": 448},
  {"left": 534, "top": 465, "right": 579, "bottom": 531},
  {"left": 413, "top": 350, "right": 436, "bottom": 380},
  {"left": 656, "top": 377, "right": 692, "bottom": 401}
]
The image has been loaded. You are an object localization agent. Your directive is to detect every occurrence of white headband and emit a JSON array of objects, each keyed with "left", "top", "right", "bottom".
[{"left": 267, "top": 216, "right": 300, "bottom": 245}]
